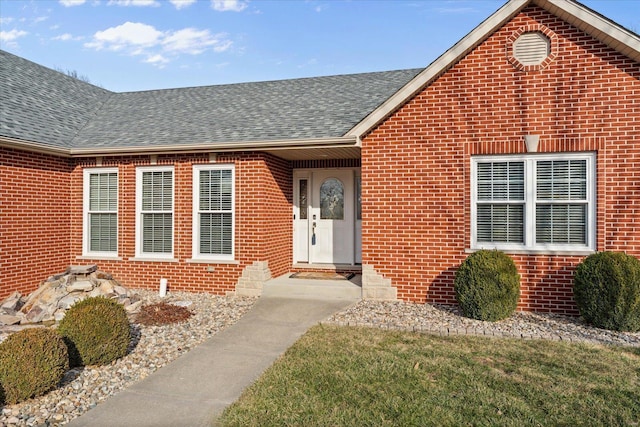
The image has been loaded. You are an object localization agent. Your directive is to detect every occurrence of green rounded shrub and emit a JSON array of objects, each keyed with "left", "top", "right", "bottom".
[
  {"left": 0, "top": 328, "right": 69, "bottom": 404},
  {"left": 573, "top": 251, "right": 640, "bottom": 332},
  {"left": 454, "top": 250, "right": 521, "bottom": 321},
  {"left": 58, "top": 297, "right": 131, "bottom": 367}
]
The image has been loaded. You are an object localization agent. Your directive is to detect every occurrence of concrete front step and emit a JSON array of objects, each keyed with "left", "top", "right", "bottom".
[{"left": 262, "top": 273, "right": 362, "bottom": 300}]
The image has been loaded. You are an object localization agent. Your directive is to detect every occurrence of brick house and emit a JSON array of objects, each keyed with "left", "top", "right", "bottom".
[{"left": 1, "top": 0, "right": 638, "bottom": 315}]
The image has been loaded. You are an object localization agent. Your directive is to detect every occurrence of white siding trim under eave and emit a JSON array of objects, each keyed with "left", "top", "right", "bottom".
[
  {"left": 539, "top": 0, "right": 640, "bottom": 63},
  {"left": 68, "top": 136, "right": 359, "bottom": 157},
  {"left": 0, "top": 136, "right": 71, "bottom": 157},
  {"left": 346, "top": 0, "right": 640, "bottom": 139},
  {"left": 1, "top": 135, "right": 358, "bottom": 158}
]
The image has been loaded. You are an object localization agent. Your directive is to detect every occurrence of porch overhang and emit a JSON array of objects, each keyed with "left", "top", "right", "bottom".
[{"left": 1, "top": 135, "right": 361, "bottom": 161}]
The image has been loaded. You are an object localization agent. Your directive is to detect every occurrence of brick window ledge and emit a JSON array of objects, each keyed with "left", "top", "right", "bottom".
[
  {"left": 76, "top": 255, "right": 123, "bottom": 261},
  {"left": 186, "top": 258, "right": 239, "bottom": 265},
  {"left": 465, "top": 248, "right": 595, "bottom": 256}
]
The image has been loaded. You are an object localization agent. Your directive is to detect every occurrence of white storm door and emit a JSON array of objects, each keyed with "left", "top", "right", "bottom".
[{"left": 310, "top": 170, "right": 354, "bottom": 264}]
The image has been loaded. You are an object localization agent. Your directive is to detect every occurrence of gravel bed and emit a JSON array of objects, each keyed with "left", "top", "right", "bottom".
[
  {"left": 325, "top": 300, "right": 640, "bottom": 347},
  {"left": 2, "top": 294, "right": 639, "bottom": 426},
  {"left": 0, "top": 290, "right": 257, "bottom": 427}
]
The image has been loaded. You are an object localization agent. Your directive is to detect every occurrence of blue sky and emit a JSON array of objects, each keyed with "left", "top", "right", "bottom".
[{"left": 1, "top": 0, "right": 638, "bottom": 92}]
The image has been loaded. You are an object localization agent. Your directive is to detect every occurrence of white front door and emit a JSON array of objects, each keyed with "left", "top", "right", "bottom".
[
  {"left": 293, "top": 169, "right": 356, "bottom": 265},
  {"left": 310, "top": 170, "right": 354, "bottom": 264}
]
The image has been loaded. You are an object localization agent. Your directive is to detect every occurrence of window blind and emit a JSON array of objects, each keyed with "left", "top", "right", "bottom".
[
  {"left": 199, "top": 169, "right": 232, "bottom": 255},
  {"left": 535, "top": 160, "right": 587, "bottom": 244},
  {"left": 476, "top": 162, "right": 525, "bottom": 243},
  {"left": 88, "top": 172, "right": 117, "bottom": 252},
  {"left": 141, "top": 170, "right": 173, "bottom": 254}
]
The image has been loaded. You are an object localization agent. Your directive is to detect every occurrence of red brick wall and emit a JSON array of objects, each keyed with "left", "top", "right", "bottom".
[
  {"left": 66, "top": 152, "right": 293, "bottom": 294},
  {"left": 0, "top": 148, "right": 72, "bottom": 298},
  {"left": 362, "top": 6, "right": 640, "bottom": 314},
  {"left": 259, "top": 154, "right": 293, "bottom": 277}
]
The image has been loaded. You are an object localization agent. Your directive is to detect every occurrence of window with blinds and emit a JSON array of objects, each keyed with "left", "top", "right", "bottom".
[
  {"left": 472, "top": 153, "right": 594, "bottom": 252},
  {"left": 193, "top": 164, "right": 234, "bottom": 260},
  {"left": 84, "top": 169, "right": 118, "bottom": 254},
  {"left": 476, "top": 162, "right": 524, "bottom": 243},
  {"left": 136, "top": 167, "right": 174, "bottom": 257},
  {"left": 535, "top": 160, "right": 587, "bottom": 244}
]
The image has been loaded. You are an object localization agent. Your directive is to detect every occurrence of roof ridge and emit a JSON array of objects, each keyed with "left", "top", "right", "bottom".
[
  {"left": 0, "top": 48, "right": 113, "bottom": 95},
  {"left": 68, "top": 90, "right": 117, "bottom": 148},
  {"left": 112, "top": 67, "right": 426, "bottom": 95}
]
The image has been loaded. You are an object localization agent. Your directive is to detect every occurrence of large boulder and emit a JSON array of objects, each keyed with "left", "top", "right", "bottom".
[{"left": 0, "top": 265, "right": 141, "bottom": 326}]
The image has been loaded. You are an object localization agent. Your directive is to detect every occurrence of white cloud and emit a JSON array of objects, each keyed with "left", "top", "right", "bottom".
[
  {"left": 107, "top": 0, "right": 160, "bottom": 6},
  {"left": 170, "top": 0, "right": 196, "bottom": 10},
  {"left": 34, "top": 16, "right": 49, "bottom": 24},
  {"left": 59, "top": 0, "right": 86, "bottom": 6},
  {"left": 53, "top": 33, "right": 82, "bottom": 41},
  {"left": 144, "top": 54, "right": 169, "bottom": 67},
  {"left": 211, "top": 0, "right": 247, "bottom": 12},
  {"left": 0, "top": 29, "right": 28, "bottom": 43},
  {"left": 85, "top": 22, "right": 233, "bottom": 67},
  {"left": 54, "top": 33, "right": 73, "bottom": 41},
  {"left": 85, "top": 22, "right": 163, "bottom": 51},
  {"left": 163, "top": 28, "right": 231, "bottom": 54},
  {"left": 0, "top": 17, "right": 14, "bottom": 25}
]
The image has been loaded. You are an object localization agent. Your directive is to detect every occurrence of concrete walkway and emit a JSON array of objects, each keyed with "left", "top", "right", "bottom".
[{"left": 67, "top": 277, "right": 359, "bottom": 427}]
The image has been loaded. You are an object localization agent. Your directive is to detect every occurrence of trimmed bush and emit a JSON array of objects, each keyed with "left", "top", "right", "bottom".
[
  {"left": 574, "top": 251, "right": 640, "bottom": 332},
  {"left": 0, "top": 328, "right": 69, "bottom": 404},
  {"left": 454, "top": 250, "right": 521, "bottom": 321},
  {"left": 58, "top": 297, "right": 131, "bottom": 367}
]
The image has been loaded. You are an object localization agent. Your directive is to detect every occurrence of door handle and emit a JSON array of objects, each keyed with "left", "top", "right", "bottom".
[{"left": 311, "top": 222, "right": 317, "bottom": 245}]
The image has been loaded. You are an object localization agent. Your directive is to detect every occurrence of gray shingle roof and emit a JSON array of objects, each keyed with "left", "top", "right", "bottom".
[
  {"left": 0, "top": 50, "right": 112, "bottom": 148},
  {"left": 1, "top": 49, "right": 422, "bottom": 150}
]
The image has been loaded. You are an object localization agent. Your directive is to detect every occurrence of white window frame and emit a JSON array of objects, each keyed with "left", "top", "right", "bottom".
[
  {"left": 192, "top": 164, "right": 235, "bottom": 261},
  {"left": 471, "top": 152, "right": 596, "bottom": 253},
  {"left": 135, "top": 165, "right": 175, "bottom": 260},
  {"left": 83, "top": 167, "right": 118, "bottom": 257}
]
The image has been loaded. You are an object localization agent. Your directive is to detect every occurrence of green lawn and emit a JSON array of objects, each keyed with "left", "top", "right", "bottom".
[{"left": 219, "top": 325, "right": 640, "bottom": 427}]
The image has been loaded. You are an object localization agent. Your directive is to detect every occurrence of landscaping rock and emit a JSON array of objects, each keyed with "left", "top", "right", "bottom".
[
  {"left": 0, "top": 290, "right": 258, "bottom": 427},
  {"left": 0, "top": 314, "right": 21, "bottom": 325},
  {"left": 0, "top": 265, "right": 141, "bottom": 326},
  {"left": 67, "top": 280, "right": 94, "bottom": 292},
  {"left": 1, "top": 291, "right": 22, "bottom": 312}
]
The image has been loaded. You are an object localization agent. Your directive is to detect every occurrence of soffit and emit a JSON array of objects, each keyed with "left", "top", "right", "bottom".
[
  {"left": 538, "top": 0, "right": 640, "bottom": 63},
  {"left": 263, "top": 146, "right": 360, "bottom": 161}
]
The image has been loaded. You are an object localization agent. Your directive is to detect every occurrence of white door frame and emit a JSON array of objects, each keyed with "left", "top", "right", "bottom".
[{"left": 293, "top": 168, "right": 360, "bottom": 265}]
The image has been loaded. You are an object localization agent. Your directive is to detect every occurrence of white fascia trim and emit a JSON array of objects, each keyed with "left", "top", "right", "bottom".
[
  {"left": 0, "top": 136, "right": 71, "bottom": 157},
  {"left": 347, "top": 0, "right": 529, "bottom": 138},
  {"left": 69, "top": 136, "right": 358, "bottom": 157},
  {"left": 347, "top": 0, "right": 640, "bottom": 139},
  {"left": 539, "top": 0, "right": 640, "bottom": 61}
]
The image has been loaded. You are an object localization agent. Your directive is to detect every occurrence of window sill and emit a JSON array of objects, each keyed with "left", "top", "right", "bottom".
[
  {"left": 77, "top": 255, "right": 123, "bottom": 261},
  {"left": 466, "top": 248, "right": 595, "bottom": 256},
  {"left": 186, "top": 258, "right": 239, "bottom": 264},
  {"left": 130, "top": 257, "right": 179, "bottom": 263}
]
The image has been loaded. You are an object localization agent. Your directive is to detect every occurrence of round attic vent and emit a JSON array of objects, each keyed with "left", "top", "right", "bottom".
[{"left": 513, "top": 32, "right": 550, "bottom": 65}]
